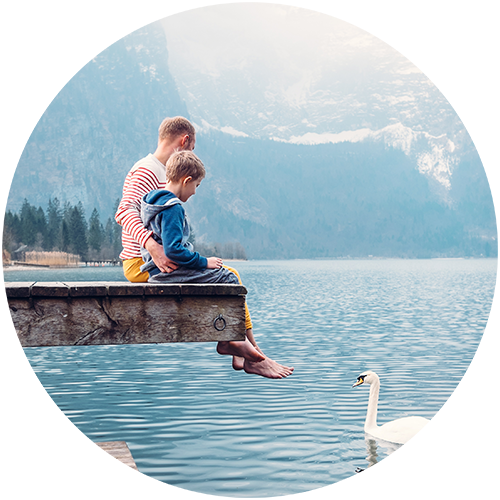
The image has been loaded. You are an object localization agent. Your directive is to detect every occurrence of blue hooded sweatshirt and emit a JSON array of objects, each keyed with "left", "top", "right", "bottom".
[{"left": 140, "top": 189, "right": 208, "bottom": 275}]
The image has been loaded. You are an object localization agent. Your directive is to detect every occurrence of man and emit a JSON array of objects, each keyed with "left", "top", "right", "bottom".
[
  {"left": 115, "top": 116, "right": 195, "bottom": 282},
  {"left": 115, "top": 116, "right": 294, "bottom": 378}
]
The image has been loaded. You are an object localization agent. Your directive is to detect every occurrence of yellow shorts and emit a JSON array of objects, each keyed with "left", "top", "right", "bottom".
[
  {"left": 122, "top": 257, "right": 149, "bottom": 283},
  {"left": 223, "top": 265, "right": 253, "bottom": 331}
]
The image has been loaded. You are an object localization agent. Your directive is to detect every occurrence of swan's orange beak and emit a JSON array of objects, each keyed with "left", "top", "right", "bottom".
[{"left": 352, "top": 378, "right": 364, "bottom": 388}]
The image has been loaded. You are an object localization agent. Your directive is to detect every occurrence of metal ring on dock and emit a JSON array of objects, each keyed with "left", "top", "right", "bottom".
[{"left": 213, "top": 314, "right": 226, "bottom": 331}]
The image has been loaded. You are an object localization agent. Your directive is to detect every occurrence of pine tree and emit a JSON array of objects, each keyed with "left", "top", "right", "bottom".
[
  {"left": 36, "top": 206, "right": 48, "bottom": 249},
  {"left": 46, "top": 198, "right": 62, "bottom": 250},
  {"left": 3, "top": 211, "right": 21, "bottom": 253},
  {"left": 19, "top": 199, "right": 38, "bottom": 246},
  {"left": 88, "top": 208, "right": 104, "bottom": 253},
  {"left": 68, "top": 202, "right": 88, "bottom": 260},
  {"left": 61, "top": 220, "right": 70, "bottom": 252},
  {"left": 112, "top": 219, "right": 122, "bottom": 257},
  {"left": 104, "top": 217, "right": 113, "bottom": 247}
]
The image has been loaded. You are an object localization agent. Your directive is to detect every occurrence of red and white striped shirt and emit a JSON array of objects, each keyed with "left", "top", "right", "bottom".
[{"left": 115, "top": 154, "right": 166, "bottom": 260}]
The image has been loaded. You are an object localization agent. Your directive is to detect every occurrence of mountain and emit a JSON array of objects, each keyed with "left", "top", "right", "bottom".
[
  {"left": 162, "top": 4, "right": 471, "bottom": 194},
  {"left": 8, "top": 21, "right": 188, "bottom": 218},
  {"left": 187, "top": 129, "right": 495, "bottom": 259},
  {"left": 6, "top": 7, "right": 497, "bottom": 259}
]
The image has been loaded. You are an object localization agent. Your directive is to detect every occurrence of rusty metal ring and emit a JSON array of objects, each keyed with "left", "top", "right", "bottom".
[{"left": 213, "top": 314, "right": 226, "bottom": 331}]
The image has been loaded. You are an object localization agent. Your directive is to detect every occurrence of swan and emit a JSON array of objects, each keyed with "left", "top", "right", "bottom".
[
  {"left": 353, "top": 370, "right": 429, "bottom": 445},
  {"left": 353, "top": 370, "right": 432, "bottom": 498}
]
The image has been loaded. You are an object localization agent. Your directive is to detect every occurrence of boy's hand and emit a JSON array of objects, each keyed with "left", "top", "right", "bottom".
[
  {"left": 145, "top": 237, "right": 178, "bottom": 273},
  {"left": 206, "top": 257, "right": 223, "bottom": 269}
]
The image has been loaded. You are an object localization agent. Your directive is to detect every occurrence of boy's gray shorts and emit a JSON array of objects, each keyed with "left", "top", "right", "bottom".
[{"left": 148, "top": 266, "right": 239, "bottom": 284}]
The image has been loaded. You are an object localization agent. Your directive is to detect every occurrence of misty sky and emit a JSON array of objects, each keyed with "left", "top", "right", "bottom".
[{"left": 161, "top": 2, "right": 483, "bottom": 77}]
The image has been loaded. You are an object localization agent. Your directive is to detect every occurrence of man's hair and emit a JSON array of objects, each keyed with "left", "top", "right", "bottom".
[
  {"left": 166, "top": 151, "right": 205, "bottom": 182},
  {"left": 158, "top": 116, "right": 196, "bottom": 142}
]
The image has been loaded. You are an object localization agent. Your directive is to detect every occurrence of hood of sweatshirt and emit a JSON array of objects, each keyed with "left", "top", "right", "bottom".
[{"left": 141, "top": 189, "right": 182, "bottom": 228}]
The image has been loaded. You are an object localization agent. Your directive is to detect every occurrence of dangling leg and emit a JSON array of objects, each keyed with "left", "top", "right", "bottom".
[{"left": 218, "top": 265, "right": 294, "bottom": 379}]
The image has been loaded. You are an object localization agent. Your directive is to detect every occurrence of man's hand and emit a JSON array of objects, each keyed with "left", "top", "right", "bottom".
[
  {"left": 206, "top": 257, "right": 223, "bottom": 269},
  {"left": 144, "top": 237, "right": 178, "bottom": 273}
]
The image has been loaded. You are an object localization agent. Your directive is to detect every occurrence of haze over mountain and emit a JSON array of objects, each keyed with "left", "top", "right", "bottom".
[
  {"left": 162, "top": 4, "right": 467, "bottom": 193},
  {"left": 7, "top": 4, "right": 496, "bottom": 259}
]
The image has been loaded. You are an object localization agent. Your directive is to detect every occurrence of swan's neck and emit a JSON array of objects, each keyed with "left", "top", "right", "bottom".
[{"left": 365, "top": 380, "right": 379, "bottom": 432}]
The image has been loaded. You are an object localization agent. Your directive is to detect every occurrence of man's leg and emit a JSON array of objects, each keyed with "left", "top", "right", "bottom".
[
  {"left": 219, "top": 266, "right": 294, "bottom": 378},
  {"left": 126, "top": 261, "right": 293, "bottom": 379},
  {"left": 223, "top": 265, "right": 253, "bottom": 330}
]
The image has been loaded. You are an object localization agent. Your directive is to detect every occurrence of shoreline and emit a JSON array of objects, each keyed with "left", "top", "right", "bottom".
[
  {"left": 2, "top": 256, "right": 496, "bottom": 274},
  {"left": 3, "top": 265, "right": 82, "bottom": 271}
]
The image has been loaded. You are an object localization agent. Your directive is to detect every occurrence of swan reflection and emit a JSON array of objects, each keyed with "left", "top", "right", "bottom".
[{"left": 365, "top": 435, "right": 404, "bottom": 498}]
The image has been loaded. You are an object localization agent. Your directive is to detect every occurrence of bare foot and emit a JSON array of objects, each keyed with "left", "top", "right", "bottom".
[
  {"left": 217, "top": 339, "right": 265, "bottom": 362},
  {"left": 254, "top": 344, "right": 265, "bottom": 356},
  {"left": 245, "top": 329, "right": 265, "bottom": 356},
  {"left": 232, "top": 356, "right": 245, "bottom": 370},
  {"left": 243, "top": 357, "right": 294, "bottom": 379}
]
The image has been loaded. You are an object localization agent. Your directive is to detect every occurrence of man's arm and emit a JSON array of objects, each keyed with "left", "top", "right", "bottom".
[
  {"left": 115, "top": 166, "right": 177, "bottom": 273},
  {"left": 144, "top": 236, "right": 177, "bottom": 272}
]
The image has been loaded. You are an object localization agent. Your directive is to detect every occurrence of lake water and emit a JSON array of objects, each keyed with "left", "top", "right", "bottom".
[{"left": 6, "top": 259, "right": 497, "bottom": 497}]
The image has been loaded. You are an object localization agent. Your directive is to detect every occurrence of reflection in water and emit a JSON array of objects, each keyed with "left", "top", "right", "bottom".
[
  {"left": 366, "top": 437, "right": 379, "bottom": 498},
  {"left": 365, "top": 435, "right": 404, "bottom": 498}
]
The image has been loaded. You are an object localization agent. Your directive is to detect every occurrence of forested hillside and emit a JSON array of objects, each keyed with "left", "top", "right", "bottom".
[{"left": 4, "top": 199, "right": 121, "bottom": 261}]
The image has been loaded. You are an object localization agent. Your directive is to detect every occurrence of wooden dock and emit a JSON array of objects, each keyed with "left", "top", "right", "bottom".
[
  {"left": 96, "top": 441, "right": 138, "bottom": 470},
  {"left": 6, "top": 281, "right": 247, "bottom": 347}
]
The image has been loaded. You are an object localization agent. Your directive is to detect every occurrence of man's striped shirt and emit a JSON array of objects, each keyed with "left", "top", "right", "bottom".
[{"left": 115, "top": 154, "right": 166, "bottom": 260}]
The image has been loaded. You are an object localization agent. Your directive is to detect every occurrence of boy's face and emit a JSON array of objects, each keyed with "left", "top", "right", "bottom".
[{"left": 180, "top": 176, "right": 202, "bottom": 202}]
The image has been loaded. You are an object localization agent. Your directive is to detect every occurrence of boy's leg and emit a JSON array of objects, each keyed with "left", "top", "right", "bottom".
[
  {"left": 223, "top": 265, "right": 253, "bottom": 331},
  {"left": 148, "top": 266, "right": 239, "bottom": 283},
  {"left": 222, "top": 265, "right": 261, "bottom": 371},
  {"left": 123, "top": 257, "right": 149, "bottom": 282}
]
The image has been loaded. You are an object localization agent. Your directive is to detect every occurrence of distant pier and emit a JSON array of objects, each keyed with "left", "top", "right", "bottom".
[{"left": 83, "top": 259, "right": 122, "bottom": 267}]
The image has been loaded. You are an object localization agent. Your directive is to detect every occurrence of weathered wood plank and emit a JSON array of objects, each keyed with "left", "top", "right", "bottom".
[
  {"left": 107, "top": 282, "right": 149, "bottom": 296},
  {"left": 94, "top": 441, "right": 140, "bottom": 498},
  {"left": 143, "top": 283, "right": 182, "bottom": 296},
  {"left": 4, "top": 282, "right": 247, "bottom": 297},
  {"left": 31, "top": 282, "right": 69, "bottom": 297},
  {"left": 4, "top": 282, "right": 34, "bottom": 298},
  {"left": 6, "top": 282, "right": 247, "bottom": 346},
  {"left": 65, "top": 282, "right": 108, "bottom": 297},
  {"left": 178, "top": 283, "right": 248, "bottom": 296}
]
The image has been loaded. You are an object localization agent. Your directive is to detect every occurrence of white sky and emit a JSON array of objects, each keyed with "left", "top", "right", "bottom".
[{"left": 161, "top": 2, "right": 483, "bottom": 77}]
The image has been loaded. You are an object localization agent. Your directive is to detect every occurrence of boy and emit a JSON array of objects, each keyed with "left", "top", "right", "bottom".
[{"left": 140, "top": 150, "right": 293, "bottom": 379}]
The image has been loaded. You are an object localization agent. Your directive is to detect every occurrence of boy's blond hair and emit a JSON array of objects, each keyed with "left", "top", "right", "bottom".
[
  {"left": 166, "top": 150, "right": 205, "bottom": 182},
  {"left": 158, "top": 116, "right": 196, "bottom": 142}
]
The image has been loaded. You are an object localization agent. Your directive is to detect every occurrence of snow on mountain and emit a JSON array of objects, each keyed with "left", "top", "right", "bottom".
[
  {"left": 238, "top": 114, "right": 458, "bottom": 193},
  {"left": 201, "top": 120, "right": 457, "bottom": 189},
  {"left": 219, "top": 126, "right": 249, "bottom": 138},
  {"left": 285, "top": 128, "right": 373, "bottom": 145}
]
